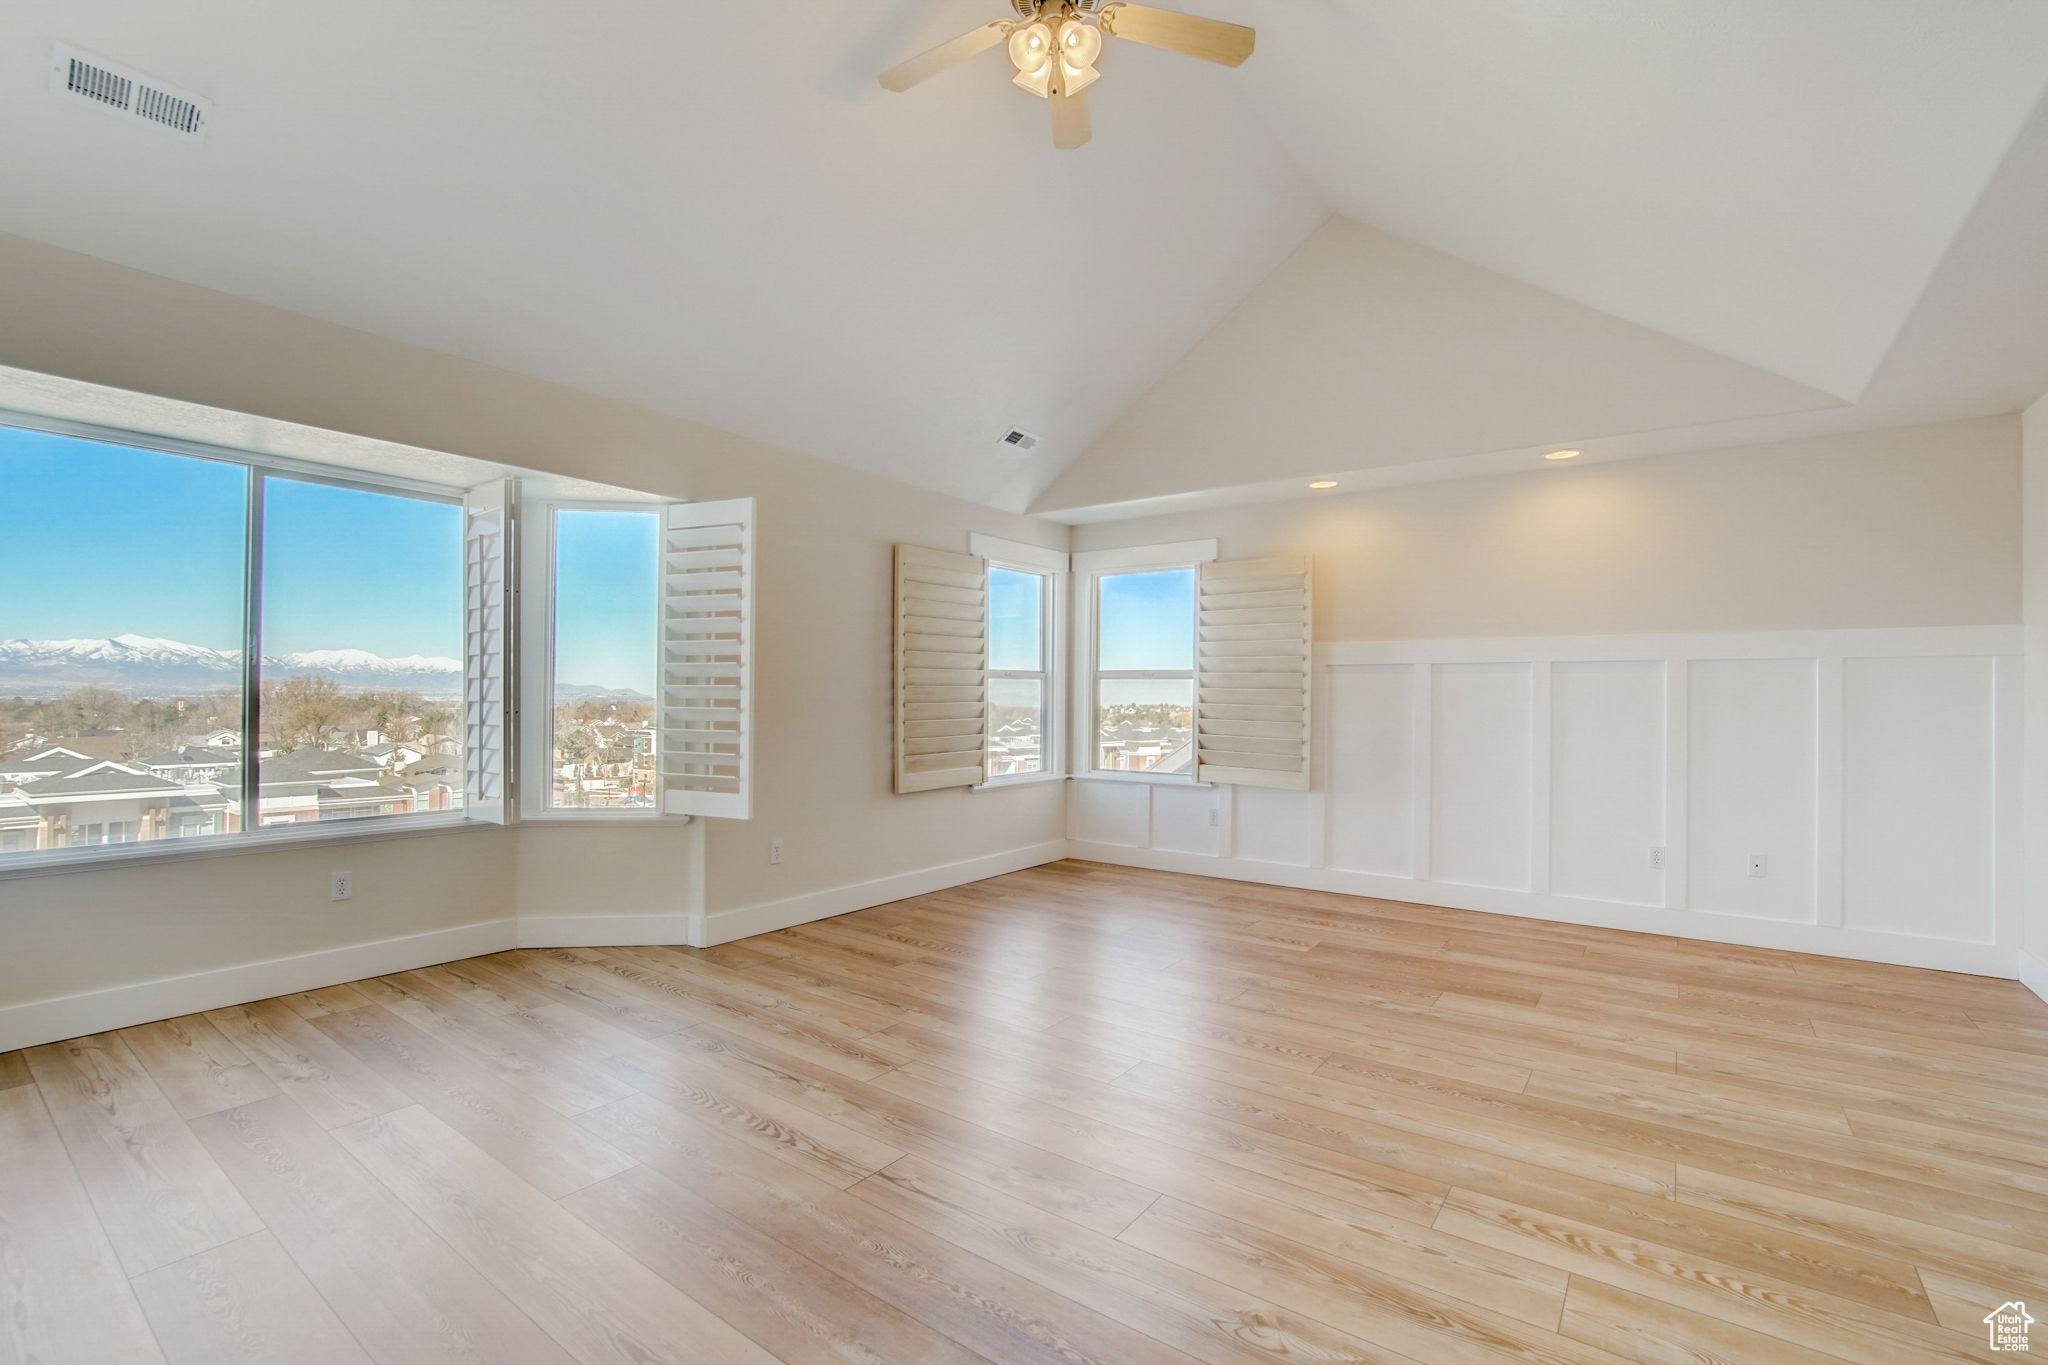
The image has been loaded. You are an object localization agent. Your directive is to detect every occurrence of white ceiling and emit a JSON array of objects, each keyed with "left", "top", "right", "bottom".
[{"left": 3, "top": 1, "right": 2048, "bottom": 519}]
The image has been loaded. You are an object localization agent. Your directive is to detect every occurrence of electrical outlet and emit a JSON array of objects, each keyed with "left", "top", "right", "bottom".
[
  {"left": 1748, "top": 853, "right": 1768, "bottom": 879},
  {"left": 769, "top": 839, "right": 783, "bottom": 865},
  {"left": 331, "top": 870, "right": 352, "bottom": 901},
  {"left": 1647, "top": 846, "right": 1666, "bottom": 870},
  {"left": 1208, "top": 807, "right": 1220, "bottom": 827}
]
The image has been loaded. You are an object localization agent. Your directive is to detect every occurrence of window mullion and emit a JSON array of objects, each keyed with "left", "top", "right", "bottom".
[{"left": 239, "top": 470, "right": 266, "bottom": 834}]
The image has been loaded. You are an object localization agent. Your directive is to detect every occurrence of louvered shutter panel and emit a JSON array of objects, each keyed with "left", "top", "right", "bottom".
[
  {"left": 462, "top": 479, "right": 515, "bottom": 823},
  {"left": 1195, "top": 555, "right": 1312, "bottom": 790},
  {"left": 660, "top": 498, "right": 754, "bottom": 818},
  {"left": 894, "top": 544, "right": 988, "bottom": 793}
]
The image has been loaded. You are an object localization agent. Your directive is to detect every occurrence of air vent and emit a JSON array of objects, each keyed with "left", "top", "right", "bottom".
[
  {"left": 1000, "top": 429, "right": 1041, "bottom": 452},
  {"left": 50, "top": 44, "right": 210, "bottom": 141}
]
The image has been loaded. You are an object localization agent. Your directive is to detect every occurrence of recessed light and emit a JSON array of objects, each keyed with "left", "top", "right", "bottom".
[
  {"left": 1545, "top": 449, "right": 1581, "bottom": 461},
  {"left": 1307, "top": 480, "right": 1339, "bottom": 490}
]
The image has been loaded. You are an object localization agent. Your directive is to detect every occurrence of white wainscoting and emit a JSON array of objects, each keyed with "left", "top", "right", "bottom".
[{"left": 1069, "top": 626, "right": 2023, "bottom": 977}]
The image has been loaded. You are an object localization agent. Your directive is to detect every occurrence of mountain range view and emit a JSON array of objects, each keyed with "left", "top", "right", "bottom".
[{"left": 0, "top": 635, "right": 649, "bottom": 702}]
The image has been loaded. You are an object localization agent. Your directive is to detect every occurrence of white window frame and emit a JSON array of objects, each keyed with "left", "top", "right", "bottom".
[
  {"left": 970, "top": 533, "right": 1068, "bottom": 789},
  {"left": 517, "top": 498, "right": 669, "bottom": 822},
  {"left": 1071, "top": 539, "right": 1217, "bottom": 786}
]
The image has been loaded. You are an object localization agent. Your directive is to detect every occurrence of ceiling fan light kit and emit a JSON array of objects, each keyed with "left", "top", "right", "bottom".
[{"left": 878, "top": 0, "right": 1254, "bottom": 149}]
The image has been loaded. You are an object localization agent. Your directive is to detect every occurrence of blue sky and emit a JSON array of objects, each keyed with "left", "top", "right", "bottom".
[
  {"left": 2, "top": 424, "right": 655, "bottom": 690},
  {"left": 2, "top": 426, "right": 249, "bottom": 650},
  {"left": 553, "top": 508, "right": 657, "bottom": 694},
  {"left": 1099, "top": 568, "right": 1194, "bottom": 670}
]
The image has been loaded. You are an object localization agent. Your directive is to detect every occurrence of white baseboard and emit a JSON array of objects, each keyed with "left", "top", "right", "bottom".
[
  {"left": 516, "top": 914, "right": 699, "bottom": 949},
  {"left": 700, "top": 839, "right": 1071, "bottom": 946},
  {"left": 0, "top": 918, "right": 516, "bottom": 1054},
  {"left": 2020, "top": 950, "right": 2048, "bottom": 1007},
  {"left": 1067, "top": 842, "right": 2017, "bottom": 979}
]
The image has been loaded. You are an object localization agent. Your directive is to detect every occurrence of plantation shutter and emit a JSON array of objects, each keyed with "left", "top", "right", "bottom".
[
  {"left": 894, "top": 544, "right": 988, "bottom": 793},
  {"left": 1195, "top": 554, "right": 1313, "bottom": 790},
  {"left": 462, "top": 479, "right": 515, "bottom": 823},
  {"left": 660, "top": 498, "right": 754, "bottom": 818}
]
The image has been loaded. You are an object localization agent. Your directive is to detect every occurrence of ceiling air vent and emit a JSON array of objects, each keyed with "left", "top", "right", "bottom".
[
  {"left": 1000, "top": 429, "right": 1041, "bottom": 452},
  {"left": 50, "top": 44, "right": 210, "bottom": 141}
]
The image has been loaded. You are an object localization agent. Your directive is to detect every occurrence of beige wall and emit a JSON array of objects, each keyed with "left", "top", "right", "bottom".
[
  {"left": 0, "top": 233, "right": 1065, "bottom": 1010},
  {"left": 1073, "top": 417, "right": 2021, "bottom": 640},
  {"left": 0, "top": 827, "right": 516, "bottom": 1007}
]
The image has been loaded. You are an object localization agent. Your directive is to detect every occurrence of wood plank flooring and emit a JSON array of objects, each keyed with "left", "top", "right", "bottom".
[{"left": 4, "top": 859, "right": 2046, "bottom": 1363}]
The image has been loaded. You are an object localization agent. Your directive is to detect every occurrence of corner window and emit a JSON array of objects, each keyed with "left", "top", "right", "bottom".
[
  {"left": 1093, "top": 568, "right": 1196, "bottom": 774},
  {"left": 988, "top": 566, "right": 1050, "bottom": 778}
]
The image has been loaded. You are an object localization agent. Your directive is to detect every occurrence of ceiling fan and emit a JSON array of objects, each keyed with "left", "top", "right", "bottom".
[{"left": 879, "top": 0, "right": 1255, "bottom": 150}]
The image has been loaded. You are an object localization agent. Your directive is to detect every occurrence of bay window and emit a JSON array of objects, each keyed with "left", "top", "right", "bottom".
[{"left": 0, "top": 407, "right": 756, "bottom": 871}]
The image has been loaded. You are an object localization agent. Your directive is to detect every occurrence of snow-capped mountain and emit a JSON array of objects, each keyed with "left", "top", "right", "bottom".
[{"left": 0, "top": 634, "right": 463, "bottom": 698}]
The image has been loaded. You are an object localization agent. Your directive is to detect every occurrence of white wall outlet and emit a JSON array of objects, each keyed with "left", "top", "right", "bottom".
[
  {"left": 1748, "top": 853, "right": 1768, "bottom": 879},
  {"left": 769, "top": 839, "right": 783, "bottom": 865},
  {"left": 1208, "top": 807, "right": 1221, "bottom": 827},
  {"left": 330, "top": 870, "right": 352, "bottom": 901},
  {"left": 1647, "top": 846, "right": 1666, "bottom": 870}
]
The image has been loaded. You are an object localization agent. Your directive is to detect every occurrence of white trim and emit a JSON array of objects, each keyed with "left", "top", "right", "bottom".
[
  {"left": 1320, "top": 624, "right": 2021, "bottom": 666},
  {"left": 1072, "top": 539, "right": 1218, "bottom": 575},
  {"left": 0, "top": 917, "right": 516, "bottom": 1053},
  {"left": 2020, "top": 950, "right": 2048, "bottom": 1008},
  {"left": 1074, "top": 771, "right": 1209, "bottom": 788},
  {"left": 969, "top": 533, "right": 1068, "bottom": 574},
  {"left": 516, "top": 913, "right": 699, "bottom": 949},
  {"left": 1067, "top": 843, "right": 2017, "bottom": 978},
  {"left": 974, "top": 770, "right": 1066, "bottom": 790},
  {"left": 698, "top": 839, "right": 1070, "bottom": 947}
]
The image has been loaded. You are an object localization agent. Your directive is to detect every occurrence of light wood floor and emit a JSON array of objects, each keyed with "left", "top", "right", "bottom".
[{"left": 5, "top": 861, "right": 2047, "bottom": 1364}]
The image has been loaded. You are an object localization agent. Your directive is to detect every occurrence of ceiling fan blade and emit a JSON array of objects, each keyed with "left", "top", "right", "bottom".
[
  {"left": 1050, "top": 88, "right": 1092, "bottom": 149},
  {"left": 878, "top": 22, "right": 1011, "bottom": 92},
  {"left": 1099, "top": 3, "right": 1254, "bottom": 66}
]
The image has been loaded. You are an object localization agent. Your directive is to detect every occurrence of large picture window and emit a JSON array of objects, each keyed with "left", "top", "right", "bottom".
[{"left": 0, "top": 419, "right": 466, "bottom": 863}]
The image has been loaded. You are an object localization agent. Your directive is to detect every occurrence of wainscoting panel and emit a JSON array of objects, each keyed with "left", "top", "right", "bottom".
[
  {"left": 1550, "top": 660, "right": 1666, "bottom": 908},
  {"left": 1323, "top": 664, "right": 1415, "bottom": 877},
  {"left": 1431, "top": 663, "right": 1535, "bottom": 892},
  {"left": 1841, "top": 654, "right": 2000, "bottom": 942},
  {"left": 1069, "top": 626, "right": 2022, "bottom": 976},
  {"left": 1688, "top": 657, "right": 1819, "bottom": 923}
]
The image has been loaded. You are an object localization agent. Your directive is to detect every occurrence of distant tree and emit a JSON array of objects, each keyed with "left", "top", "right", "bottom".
[
  {"left": 55, "top": 686, "right": 131, "bottom": 734},
  {"left": 264, "top": 675, "right": 346, "bottom": 751}
]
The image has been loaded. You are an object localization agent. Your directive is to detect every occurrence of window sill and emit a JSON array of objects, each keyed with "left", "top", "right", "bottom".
[
  {"left": 973, "top": 771, "right": 1066, "bottom": 791},
  {"left": 520, "top": 811, "right": 686, "bottom": 825},
  {"left": 1075, "top": 770, "right": 1210, "bottom": 788},
  {"left": 0, "top": 813, "right": 493, "bottom": 881}
]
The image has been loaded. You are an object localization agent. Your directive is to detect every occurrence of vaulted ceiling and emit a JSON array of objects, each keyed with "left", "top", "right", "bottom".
[{"left": 3, "top": 1, "right": 2047, "bottom": 521}]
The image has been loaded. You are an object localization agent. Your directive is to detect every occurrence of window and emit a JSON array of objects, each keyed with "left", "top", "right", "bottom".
[
  {"left": 970, "top": 534, "right": 1067, "bottom": 785},
  {"left": 1, "top": 408, "right": 756, "bottom": 870},
  {"left": 1073, "top": 540, "right": 1216, "bottom": 780},
  {"left": 988, "top": 566, "right": 1049, "bottom": 778},
  {"left": 0, "top": 417, "right": 467, "bottom": 865},
  {"left": 258, "top": 476, "right": 464, "bottom": 828},
  {"left": 1094, "top": 569, "right": 1196, "bottom": 774},
  {"left": 534, "top": 506, "right": 661, "bottom": 813}
]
